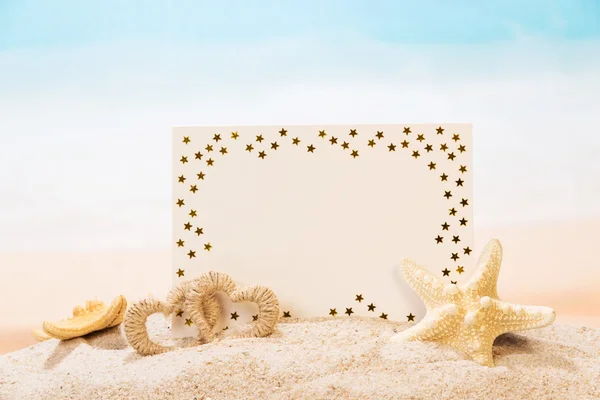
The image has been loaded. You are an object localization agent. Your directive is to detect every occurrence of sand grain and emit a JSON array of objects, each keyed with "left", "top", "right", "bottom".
[{"left": 1, "top": 316, "right": 599, "bottom": 400}]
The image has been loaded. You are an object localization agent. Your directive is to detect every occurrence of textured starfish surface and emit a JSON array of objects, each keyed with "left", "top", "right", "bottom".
[
  {"left": 391, "top": 239, "right": 556, "bottom": 367},
  {"left": 42, "top": 295, "right": 127, "bottom": 340},
  {"left": 31, "top": 328, "right": 51, "bottom": 342}
]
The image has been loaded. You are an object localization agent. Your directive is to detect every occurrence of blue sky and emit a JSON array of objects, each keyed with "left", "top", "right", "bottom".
[
  {"left": 0, "top": 2, "right": 599, "bottom": 251},
  {"left": 0, "top": 0, "right": 598, "bottom": 49}
]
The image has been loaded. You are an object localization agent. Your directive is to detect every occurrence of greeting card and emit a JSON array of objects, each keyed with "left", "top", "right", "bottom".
[{"left": 172, "top": 124, "right": 473, "bottom": 337}]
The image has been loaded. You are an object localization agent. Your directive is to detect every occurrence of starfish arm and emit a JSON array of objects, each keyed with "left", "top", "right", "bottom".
[
  {"left": 390, "top": 304, "right": 460, "bottom": 342},
  {"left": 401, "top": 259, "right": 447, "bottom": 309},
  {"left": 491, "top": 299, "right": 556, "bottom": 334},
  {"left": 463, "top": 239, "right": 502, "bottom": 298},
  {"left": 466, "top": 338, "right": 496, "bottom": 367}
]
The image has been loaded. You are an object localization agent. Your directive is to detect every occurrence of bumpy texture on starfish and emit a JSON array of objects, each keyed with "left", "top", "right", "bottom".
[{"left": 391, "top": 239, "right": 556, "bottom": 367}]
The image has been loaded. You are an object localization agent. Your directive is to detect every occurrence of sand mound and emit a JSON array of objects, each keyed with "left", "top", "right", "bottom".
[{"left": 1, "top": 316, "right": 599, "bottom": 399}]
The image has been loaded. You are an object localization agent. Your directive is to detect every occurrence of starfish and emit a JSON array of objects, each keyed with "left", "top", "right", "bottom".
[
  {"left": 41, "top": 295, "right": 128, "bottom": 340},
  {"left": 391, "top": 239, "right": 555, "bottom": 367}
]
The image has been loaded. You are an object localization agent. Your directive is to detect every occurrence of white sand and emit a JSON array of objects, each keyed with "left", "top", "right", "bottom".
[{"left": 1, "top": 316, "right": 599, "bottom": 400}]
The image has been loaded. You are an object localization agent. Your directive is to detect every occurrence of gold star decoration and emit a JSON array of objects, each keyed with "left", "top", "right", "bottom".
[
  {"left": 189, "top": 209, "right": 197, "bottom": 217},
  {"left": 441, "top": 222, "right": 450, "bottom": 230},
  {"left": 444, "top": 191, "right": 453, "bottom": 199},
  {"left": 194, "top": 151, "right": 203, "bottom": 160},
  {"left": 407, "top": 313, "right": 415, "bottom": 322},
  {"left": 231, "top": 131, "right": 239, "bottom": 139},
  {"left": 461, "top": 198, "right": 469, "bottom": 207},
  {"left": 206, "top": 158, "right": 214, "bottom": 166},
  {"left": 230, "top": 312, "right": 239, "bottom": 320},
  {"left": 452, "top": 235, "right": 461, "bottom": 244},
  {"left": 258, "top": 151, "right": 267, "bottom": 159},
  {"left": 176, "top": 269, "right": 185, "bottom": 277},
  {"left": 187, "top": 250, "right": 196, "bottom": 259},
  {"left": 176, "top": 126, "right": 472, "bottom": 332},
  {"left": 184, "top": 222, "right": 192, "bottom": 230},
  {"left": 451, "top": 253, "right": 460, "bottom": 261},
  {"left": 176, "top": 309, "right": 183, "bottom": 317},
  {"left": 197, "top": 172, "right": 205, "bottom": 180},
  {"left": 183, "top": 136, "right": 191, "bottom": 144},
  {"left": 452, "top": 134, "right": 460, "bottom": 142},
  {"left": 436, "top": 126, "right": 444, "bottom": 134},
  {"left": 205, "top": 144, "right": 213, "bottom": 152},
  {"left": 460, "top": 218, "right": 468, "bottom": 226},
  {"left": 464, "top": 247, "right": 472, "bottom": 255},
  {"left": 391, "top": 240, "right": 556, "bottom": 367},
  {"left": 195, "top": 227, "right": 203, "bottom": 236},
  {"left": 185, "top": 318, "right": 193, "bottom": 326},
  {"left": 435, "top": 235, "right": 443, "bottom": 244}
]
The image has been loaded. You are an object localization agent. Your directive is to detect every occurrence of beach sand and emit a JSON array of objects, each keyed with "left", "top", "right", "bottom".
[
  {"left": 1, "top": 220, "right": 599, "bottom": 398},
  {"left": 1, "top": 315, "right": 599, "bottom": 400},
  {"left": 1, "top": 220, "right": 600, "bottom": 355}
]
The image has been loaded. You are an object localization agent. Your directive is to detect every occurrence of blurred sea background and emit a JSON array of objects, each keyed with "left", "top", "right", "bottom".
[{"left": 1, "top": 0, "right": 599, "bottom": 353}]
